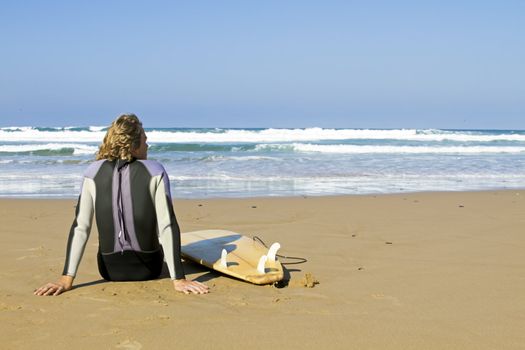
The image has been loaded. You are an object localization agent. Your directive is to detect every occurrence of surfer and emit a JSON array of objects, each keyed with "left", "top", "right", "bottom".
[{"left": 35, "top": 114, "right": 209, "bottom": 296}]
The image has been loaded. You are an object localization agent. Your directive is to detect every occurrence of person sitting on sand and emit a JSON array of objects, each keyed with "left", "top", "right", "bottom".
[{"left": 35, "top": 114, "right": 209, "bottom": 296}]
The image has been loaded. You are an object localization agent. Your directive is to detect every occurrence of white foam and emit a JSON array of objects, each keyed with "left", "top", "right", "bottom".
[
  {"left": 1, "top": 127, "right": 525, "bottom": 143},
  {"left": 0, "top": 129, "right": 105, "bottom": 142},
  {"left": 201, "top": 155, "right": 283, "bottom": 162},
  {"left": 0, "top": 143, "right": 98, "bottom": 155},
  {"left": 257, "top": 143, "right": 525, "bottom": 154},
  {"left": 146, "top": 128, "right": 525, "bottom": 143},
  {"left": 89, "top": 126, "right": 107, "bottom": 132}
]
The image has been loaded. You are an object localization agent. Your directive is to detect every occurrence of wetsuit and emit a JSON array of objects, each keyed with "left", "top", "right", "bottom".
[{"left": 62, "top": 159, "right": 185, "bottom": 281}]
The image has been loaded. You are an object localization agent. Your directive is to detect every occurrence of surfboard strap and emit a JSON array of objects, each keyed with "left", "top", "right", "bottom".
[{"left": 251, "top": 236, "right": 308, "bottom": 265}]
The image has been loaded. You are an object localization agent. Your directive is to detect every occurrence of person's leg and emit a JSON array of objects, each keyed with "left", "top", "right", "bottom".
[
  {"left": 97, "top": 251, "right": 112, "bottom": 280},
  {"left": 97, "top": 250, "right": 164, "bottom": 281}
]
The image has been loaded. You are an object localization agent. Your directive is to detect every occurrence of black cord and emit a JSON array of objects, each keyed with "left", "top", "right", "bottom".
[{"left": 252, "top": 236, "right": 307, "bottom": 265}]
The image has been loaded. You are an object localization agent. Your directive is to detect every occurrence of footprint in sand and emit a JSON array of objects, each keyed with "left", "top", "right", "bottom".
[
  {"left": 371, "top": 293, "right": 402, "bottom": 306},
  {"left": 17, "top": 245, "right": 45, "bottom": 252},
  {"left": 16, "top": 245, "right": 48, "bottom": 260},
  {"left": 80, "top": 296, "right": 110, "bottom": 303},
  {"left": 0, "top": 302, "right": 23, "bottom": 311},
  {"left": 16, "top": 254, "right": 40, "bottom": 260},
  {"left": 227, "top": 295, "right": 248, "bottom": 307},
  {"left": 116, "top": 340, "right": 142, "bottom": 349}
]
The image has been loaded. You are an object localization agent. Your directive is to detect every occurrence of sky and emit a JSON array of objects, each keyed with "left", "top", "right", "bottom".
[{"left": 1, "top": 1, "right": 524, "bottom": 129}]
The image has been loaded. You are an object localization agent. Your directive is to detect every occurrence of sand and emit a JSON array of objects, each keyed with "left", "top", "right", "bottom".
[{"left": 1, "top": 191, "right": 524, "bottom": 349}]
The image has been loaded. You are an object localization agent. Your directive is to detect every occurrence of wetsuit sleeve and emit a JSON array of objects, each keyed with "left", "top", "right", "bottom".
[
  {"left": 62, "top": 177, "right": 96, "bottom": 277},
  {"left": 153, "top": 172, "right": 185, "bottom": 280}
]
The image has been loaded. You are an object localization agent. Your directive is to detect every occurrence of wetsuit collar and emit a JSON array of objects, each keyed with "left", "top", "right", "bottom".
[{"left": 116, "top": 158, "right": 136, "bottom": 171}]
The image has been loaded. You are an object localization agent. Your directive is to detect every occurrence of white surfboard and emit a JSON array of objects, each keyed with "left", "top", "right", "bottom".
[{"left": 180, "top": 229, "right": 284, "bottom": 285}]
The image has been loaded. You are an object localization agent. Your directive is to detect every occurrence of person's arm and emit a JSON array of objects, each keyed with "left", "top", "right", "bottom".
[
  {"left": 34, "top": 177, "right": 95, "bottom": 296},
  {"left": 154, "top": 170, "right": 209, "bottom": 294}
]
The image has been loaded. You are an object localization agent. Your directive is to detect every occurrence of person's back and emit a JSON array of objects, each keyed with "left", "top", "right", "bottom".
[
  {"left": 64, "top": 158, "right": 185, "bottom": 281},
  {"left": 35, "top": 114, "right": 208, "bottom": 296}
]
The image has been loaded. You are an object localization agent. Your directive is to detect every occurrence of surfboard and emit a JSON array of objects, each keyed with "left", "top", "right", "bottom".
[{"left": 180, "top": 229, "right": 284, "bottom": 285}]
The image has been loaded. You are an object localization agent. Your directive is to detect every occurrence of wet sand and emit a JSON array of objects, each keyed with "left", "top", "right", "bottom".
[{"left": 1, "top": 191, "right": 524, "bottom": 349}]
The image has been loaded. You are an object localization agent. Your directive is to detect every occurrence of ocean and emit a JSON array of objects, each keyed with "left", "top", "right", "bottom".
[{"left": 1, "top": 127, "right": 524, "bottom": 198}]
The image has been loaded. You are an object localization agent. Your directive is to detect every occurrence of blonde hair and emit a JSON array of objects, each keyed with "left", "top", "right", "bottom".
[{"left": 96, "top": 114, "right": 143, "bottom": 161}]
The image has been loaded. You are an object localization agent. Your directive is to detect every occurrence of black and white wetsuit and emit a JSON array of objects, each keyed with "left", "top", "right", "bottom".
[{"left": 62, "top": 159, "right": 185, "bottom": 281}]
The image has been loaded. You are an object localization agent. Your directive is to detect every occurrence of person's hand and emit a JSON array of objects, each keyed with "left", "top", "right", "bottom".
[
  {"left": 34, "top": 275, "right": 73, "bottom": 296},
  {"left": 173, "top": 279, "right": 209, "bottom": 294}
]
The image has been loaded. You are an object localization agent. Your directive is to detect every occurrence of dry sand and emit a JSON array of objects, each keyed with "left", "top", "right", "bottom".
[{"left": 1, "top": 191, "right": 524, "bottom": 349}]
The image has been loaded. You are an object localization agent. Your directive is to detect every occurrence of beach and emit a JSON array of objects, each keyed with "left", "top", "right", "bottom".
[{"left": 1, "top": 190, "right": 524, "bottom": 349}]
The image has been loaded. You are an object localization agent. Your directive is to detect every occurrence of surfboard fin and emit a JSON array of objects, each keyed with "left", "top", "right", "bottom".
[
  {"left": 220, "top": 249, "right": 228, "bottom": 269},
  {"left": 257, "top": 255, "right": 268, "bottom": 274},
  {"left": 267, "top": 242, "right": 281, "bottom": 262}
]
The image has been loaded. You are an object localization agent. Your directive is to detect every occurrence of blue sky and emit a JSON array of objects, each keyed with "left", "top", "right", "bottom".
[{"left": 1, "top": 1, "right": 524, "bottom": 129}]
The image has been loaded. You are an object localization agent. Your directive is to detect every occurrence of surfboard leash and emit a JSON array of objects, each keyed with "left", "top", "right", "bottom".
[{"left": 251, "top": 236, "right": 308, "bottom": 265}]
